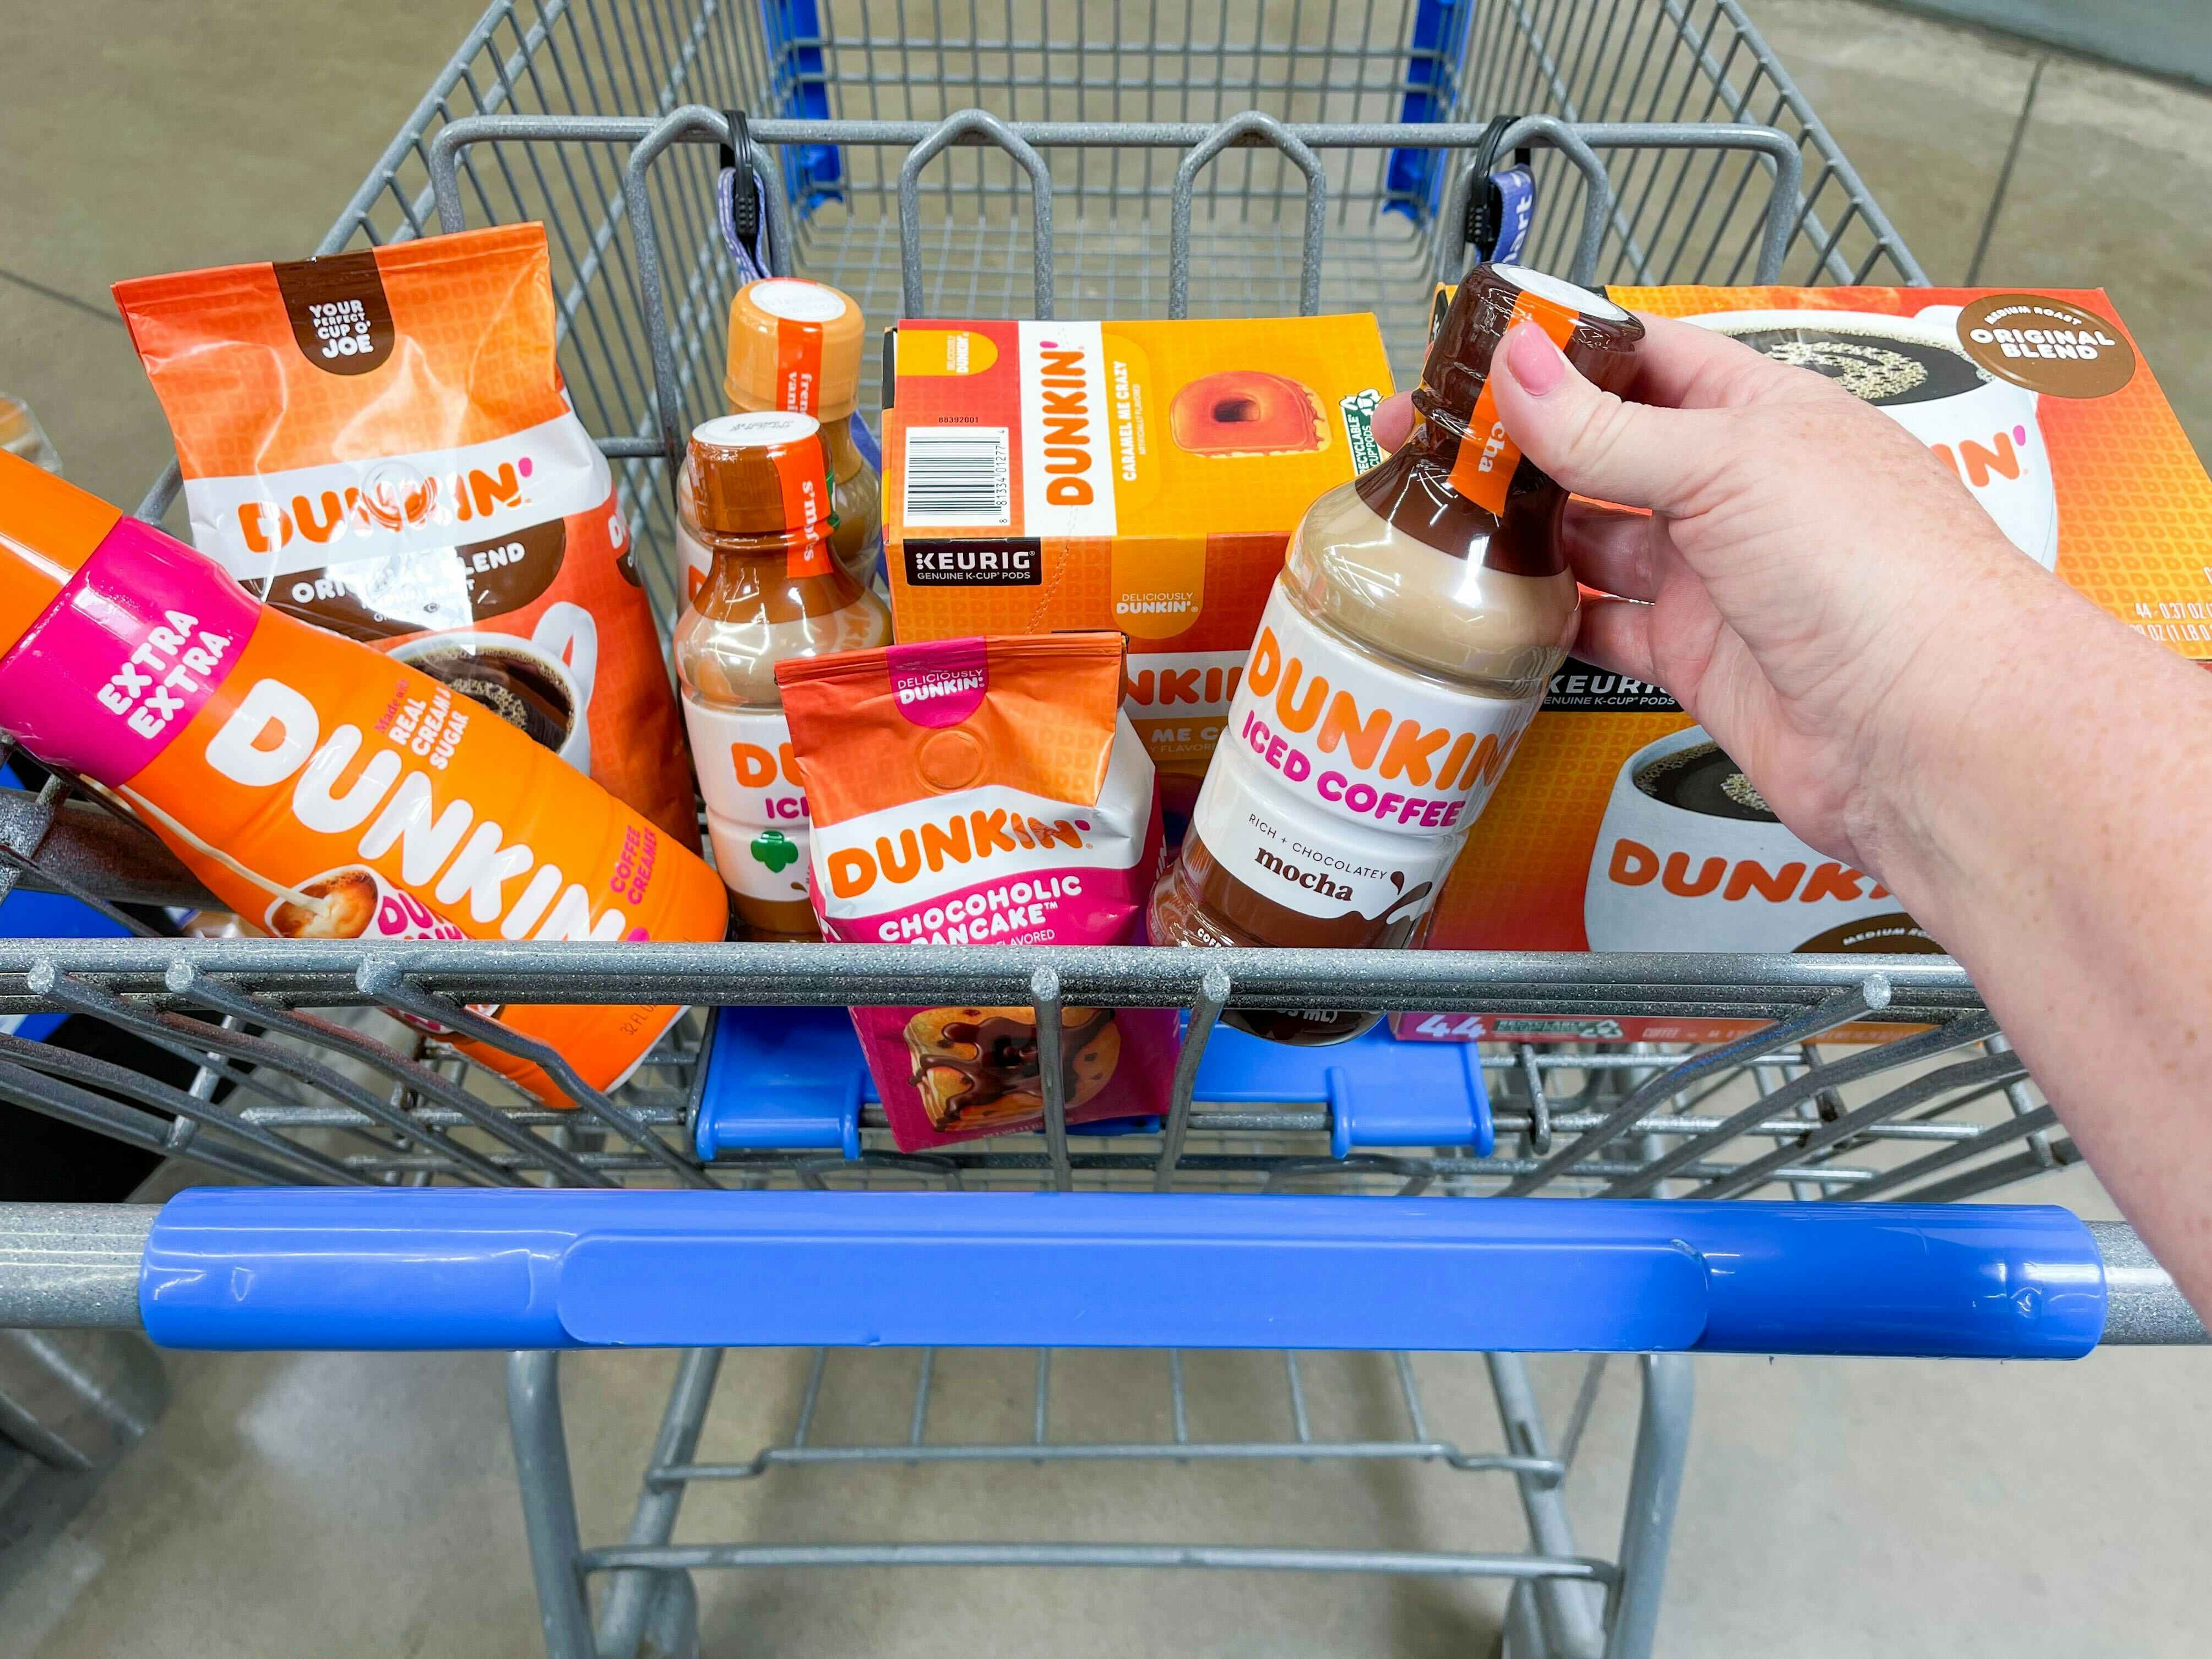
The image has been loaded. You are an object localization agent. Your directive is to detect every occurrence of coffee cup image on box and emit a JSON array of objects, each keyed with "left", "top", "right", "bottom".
[
  {"left": 905, "top": 1005, "right": 1123, "bottom": 1136},
  {"left": 1689, "top": 307, "right": 2056, "bottom": 570},
  {"left": 1584, "top": 726, "right": 1940, "bottom": 955},
  {"left": 1167, "top": 371, "right": 1327, "bottom": 456},
  {"left": 390, "top": 614, "right": 596, "bottom": 772},
  {"left": 266, "top": 864, "right": 467, "bottom": 943}
]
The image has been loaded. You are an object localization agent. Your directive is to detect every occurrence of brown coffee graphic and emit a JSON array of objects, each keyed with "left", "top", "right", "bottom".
[
  {"left": 1721, "top": 325, "right": 1984, "bottom": 408},
  {"left": 273, "top": 250, "right": 396, "bottom": 377},
  {"left": 1954, "top": 294, "right": 2137, "bottom": 399},
  {"left": 1795, "top": 913, "right": 1944, "bottom": 954},
  {"left": 1633, "top": 740, "right": 1779, "bottom": 824},
  {"left": 269, "top": 868, "right": 379, "bottom": 939},
  {"left": 1164, "top": 831, "right": 1436, "bottom": 1045},
  {"left": 401, "top": 640, "right": 574, "bottom": 754},
  {"left": 905, "top": 1005, "right": 1121, "bottom": 1132}
]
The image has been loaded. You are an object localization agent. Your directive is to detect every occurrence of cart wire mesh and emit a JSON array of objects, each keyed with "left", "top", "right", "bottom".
[
  {"left": 2, "top": 0, "right": 2040, "bottom": 1214},
  {"left": 0, "top": 9, "right": 2168, "bottom": 1659}
]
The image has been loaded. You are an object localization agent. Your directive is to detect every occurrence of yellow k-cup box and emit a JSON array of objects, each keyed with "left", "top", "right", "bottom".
[
  {"left": 881, "top": 314, "right": 1394, "bottom": 813},
  {"left": 1400, "top": 284, "right": 2212, "bottom": 1045}
]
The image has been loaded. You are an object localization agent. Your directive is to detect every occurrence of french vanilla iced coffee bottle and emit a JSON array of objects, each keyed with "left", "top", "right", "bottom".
[
  {"left": 677, "top": 278, "right": 882, "bottom": 597},
  {"left": 1150, "top": 264, "right": 1644, "bottom": 1042},
  {"left": 675, "top": 412, "right": 890, "bottom": 938}
]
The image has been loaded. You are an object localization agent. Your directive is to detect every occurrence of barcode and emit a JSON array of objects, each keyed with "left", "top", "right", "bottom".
[{"left": 903, "top": 427, "right": 1010, "bottom": 527}]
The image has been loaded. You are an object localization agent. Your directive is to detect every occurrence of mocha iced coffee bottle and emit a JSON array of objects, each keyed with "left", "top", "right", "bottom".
[{"left": 1150, "top": 264, "right": 1643, "bottom": 1042}]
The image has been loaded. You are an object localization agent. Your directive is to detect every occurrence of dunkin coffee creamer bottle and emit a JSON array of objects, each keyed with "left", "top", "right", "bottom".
[
  {"left": 0, "top": 452, "right": 730, "bottom": 1103},
  {"left": 674, "top": 413, "right": 890, "bottom": 938},
  {"left": 1151, "top": 264, "right": 1643, "bottom": 1042},
  {"left": 677, "top": 278, "right": 882, "bottom": 596}
]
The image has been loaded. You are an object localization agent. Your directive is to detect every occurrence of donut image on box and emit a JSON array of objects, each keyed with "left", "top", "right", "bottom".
[
  {"left": 905, "top": 1005, "right": 1123, "bottom": 1136},
  {"left": 1168, "top": 371, "right": 1328, "bottom": 455}
]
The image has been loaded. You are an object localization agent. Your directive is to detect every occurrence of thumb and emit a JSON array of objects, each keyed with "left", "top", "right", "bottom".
[{"left": 1487, "top": 322, "right": 1712, "bottom": 513}]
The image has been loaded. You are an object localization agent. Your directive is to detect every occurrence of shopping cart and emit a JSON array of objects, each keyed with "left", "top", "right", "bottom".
[{"left": 0, "top": 4, "right": 2200, "bottom": 1658}]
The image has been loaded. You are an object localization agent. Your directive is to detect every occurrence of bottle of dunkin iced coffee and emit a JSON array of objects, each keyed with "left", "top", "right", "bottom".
[
  {"left": 675, "top": 412, "right": 891, "bottom": 938},
  {"left": 677, "top": 278, "right": 883, "bottom": 597},
  {"left": 1150, "top": 264, "right": 1643, "bottom": 1042}
]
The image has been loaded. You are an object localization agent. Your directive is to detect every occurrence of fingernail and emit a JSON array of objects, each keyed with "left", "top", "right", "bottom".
[{"left": 1503, "top": 324, "right": 1566, "bottom": 396}]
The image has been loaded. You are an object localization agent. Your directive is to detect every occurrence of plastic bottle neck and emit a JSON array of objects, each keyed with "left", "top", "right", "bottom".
[
  {"left": 1349, "top": 400, "right": 1569, "bottom": 580},
  {"left": 689, "top": 527, "right": 866, "bottom": 623}
]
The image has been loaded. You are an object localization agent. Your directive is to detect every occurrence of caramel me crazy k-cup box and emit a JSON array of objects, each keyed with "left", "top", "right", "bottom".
[{"left": 880, "top": 314, "right": 1394, "bottom": 813}]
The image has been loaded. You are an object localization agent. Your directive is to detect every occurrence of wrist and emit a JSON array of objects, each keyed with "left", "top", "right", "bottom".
[{"left": 1843, "top": 575, "right": 2140, "bottom": 948}]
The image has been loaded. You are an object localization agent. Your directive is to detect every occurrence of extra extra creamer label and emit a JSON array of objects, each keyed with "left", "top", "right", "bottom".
[
  {"left": 1194, "top": 587, "right": 1540, "bottom": 923},
  {"left": 682, "top": 695, "right": 812, "bottom": 903}
]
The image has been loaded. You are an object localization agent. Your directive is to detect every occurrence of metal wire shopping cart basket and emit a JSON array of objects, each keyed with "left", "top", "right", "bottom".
[{"left": 0, "top": 4, "right": 2200, "bottom": 1658}]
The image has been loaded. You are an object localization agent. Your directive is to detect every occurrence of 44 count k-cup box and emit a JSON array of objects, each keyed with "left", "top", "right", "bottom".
[{"left": 1398, "top": 284, "right": 2212, "bottom": 1045}]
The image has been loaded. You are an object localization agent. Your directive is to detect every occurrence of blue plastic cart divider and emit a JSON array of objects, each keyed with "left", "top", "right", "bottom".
[
  {"left": 695, "top": 1006, "right": 1493, "bottom": 1161},
  {"left": 1385, "top": 0, "right": 1476, "bottom": 221},
  {"left": 137, "top": 1187, "right": 2107, "bottom": 1359},
  {"left": 760, "top": 0, "right": 842, "bottom": 214}
]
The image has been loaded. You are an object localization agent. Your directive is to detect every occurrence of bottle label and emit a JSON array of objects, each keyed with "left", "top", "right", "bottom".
[
  {"left": 682, "top": 693, "right": 814, "bottom": 905},
  {"left": 1194, "top": 586, "right": 1540, "bottom": 922},
  {"left": 0, "top": 519, "right": 263, "bottom": 787},
  {"left": 1446, "top": 290, "right": 1581, "bottom": 511},
  {"left": 678, "top": 517, "right": 710, "bottom": 602}
]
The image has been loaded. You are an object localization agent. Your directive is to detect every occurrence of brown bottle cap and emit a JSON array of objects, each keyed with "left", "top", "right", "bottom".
[
  {"left": 724, "top": 279, "right": 865, "bottom": 421},
  {"left": 1421, "top": 264, "right": 1643, "bottom": 515},
  {"left": 686, "top": 412, "right": 834, "bottom": 539},
  {"left": 1423, "top": 263, "right": 1643, "bottom": 414}
]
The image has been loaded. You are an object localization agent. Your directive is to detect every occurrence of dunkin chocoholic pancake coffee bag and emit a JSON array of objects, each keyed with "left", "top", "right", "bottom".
[{"left": 776, "top": 632, "right": 1176, "bottom": 1149}]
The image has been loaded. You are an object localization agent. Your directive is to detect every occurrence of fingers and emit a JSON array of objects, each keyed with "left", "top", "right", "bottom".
[
  {"left": 1489, "top": 322, "right": 1726, "bottom": 514},
  {"left": 1372, "top": 390, "right": 1415, "bottom": 452},
  {"left": 1572, "top": 596, "right": 1659, "bottom": 686},
  {"left": 1557, "top": 499, "right": 1670, "bottom": 601},
  {"left": 1616, "top": 311, "right": 1800, "bottom": 410}
]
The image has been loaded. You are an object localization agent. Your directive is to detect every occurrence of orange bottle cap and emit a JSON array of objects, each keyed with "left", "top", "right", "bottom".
[
  {"left": 686, "top": 412, "right": 833, "bottom": 537},
  {"left": 725, "top": 278, "right": 864, "bottom": 421},
  {"left": 0, "top": 452, "right": 117, "bottom": 649}
]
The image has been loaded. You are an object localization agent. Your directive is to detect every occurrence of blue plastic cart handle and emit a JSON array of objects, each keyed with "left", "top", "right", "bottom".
[{"left": 137, "top": 1188, "right": 2107, "bottom": 1359}]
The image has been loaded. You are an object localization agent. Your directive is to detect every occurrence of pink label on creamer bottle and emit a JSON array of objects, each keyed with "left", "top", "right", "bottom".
[
  {"left": 886, "top": 638, "right": 989, "bottom": 728},
  {"left": 0, "top": 520, "right": 262, "bottom": 787}
]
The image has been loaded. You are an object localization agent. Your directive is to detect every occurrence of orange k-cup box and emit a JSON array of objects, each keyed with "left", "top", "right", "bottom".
[
  {"left": 1399, "top": 284, "right": 2212, "bottom": 1045},
  {"left": 881, "top": 315, "right": 1394, "bottom": 813}
]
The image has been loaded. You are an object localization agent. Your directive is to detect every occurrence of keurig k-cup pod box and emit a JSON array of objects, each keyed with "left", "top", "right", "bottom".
[
  {"left": 879, "top": 314, "right": 1393, "bottom": 814},
  {"left": 1399, "top": 284, "right": 2212, "bottom": 1045}
]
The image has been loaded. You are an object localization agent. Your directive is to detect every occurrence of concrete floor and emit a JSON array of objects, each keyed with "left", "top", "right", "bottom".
[{"left": 2, "top": 2, "right": 2210, "bottom": 1656}]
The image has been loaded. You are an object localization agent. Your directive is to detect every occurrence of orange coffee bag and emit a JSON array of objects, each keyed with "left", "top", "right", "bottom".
[
  {"left": 114, "top": 225, "right": 697, "bottom": 846},
  {"left": 777, "top": 634, "right": 1176, "bottom": 1149}
]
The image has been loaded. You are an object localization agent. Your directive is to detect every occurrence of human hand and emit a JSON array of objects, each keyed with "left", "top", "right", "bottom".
[{"left": 1375, "top": 314, "right": 2062, "bottom": 877}]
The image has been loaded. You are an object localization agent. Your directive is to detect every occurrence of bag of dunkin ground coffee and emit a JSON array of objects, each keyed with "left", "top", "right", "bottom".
[
  {"left": 113, "top": 224, "right": 697, "bottom": 846},
  {"left": 776, "top": 634, "right": 1177, "bottom": 1149}
]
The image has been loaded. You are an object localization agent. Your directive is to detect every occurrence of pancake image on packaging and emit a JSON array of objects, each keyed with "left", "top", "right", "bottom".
[
  {"left": 906, "top": 1005, "right": 1122, "bottom": 1134},
  {"left": 1168, "top": 371, "right": 1327, "bottom": 455}
]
